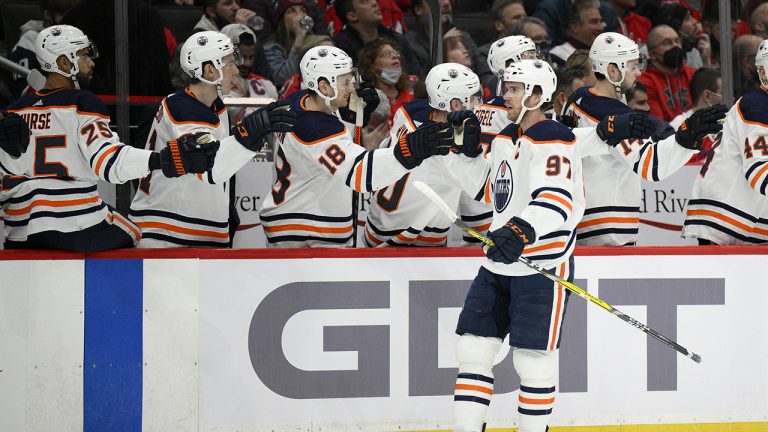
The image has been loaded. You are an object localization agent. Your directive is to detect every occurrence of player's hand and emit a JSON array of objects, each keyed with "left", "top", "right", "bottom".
[
  {"left": 394, "top": 122, "right": 453, "bottom": 169},
  {"left": 447, "top": 110, "right": 482, "bottom": 157},
  {"left": 558, "top": 112, "right": 578, "bottom": 128},
  {"left": 346, "top": 77, "right": 379, "bottom": 127},
  {"left": 0, "top": 110, "right": 30, "bottom": 159},
  {"left": 234, "top": 100, "right": 296, "bottom": 152},
  {"left": 159, "top": 132, "right": 220, "bottom": 178},
  {"left": 675, "top": 104, "right": 727, "bottom": 150},
  {"left": 485, "top": 217, "right": 536, "bottom": 265},
  {"left": 596, "top": 112, "right": 656, "bottom": 147}
]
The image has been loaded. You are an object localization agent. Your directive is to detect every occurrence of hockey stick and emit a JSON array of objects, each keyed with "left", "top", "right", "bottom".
[
  {"left": 0, "top": 56, "right": 46, "bottom": 91},
  {"left": 349, "top": 74, "right": 367, "bottom": 247},
  {"left": 425, "top": 0, "right": 443, "bottom": 69},
  {"left": 412, "top": 180, "right": 702, "bottom": 364}
]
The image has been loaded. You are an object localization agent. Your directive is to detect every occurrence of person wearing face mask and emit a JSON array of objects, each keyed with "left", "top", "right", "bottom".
[
  {"left": 669, "top": 67, "right": 722, "bottom": 163},
  {"left": 637, "top": 24, "right": 697, "bottom": 122},
  {"left": 357, "top": 38, "right": 414, "bottom": 123},
  {"left": 651, "top": 3, "right": 711, "bottom": 69}
]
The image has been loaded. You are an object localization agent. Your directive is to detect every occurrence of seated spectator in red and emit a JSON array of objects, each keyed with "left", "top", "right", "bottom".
[
  {"left": 605, "top": 0, "right": 650, "bottom": 44},
  {"left": 263, "top": 0, "right": 315, "bottom": 87},
  {"left": 637, "top": 24, "right": 696, "bottom": 122},
  {"left": 357, "top": 38, "right": 414, "bottom": 123},
  {"left": 549, "top": 0, "right": 605, "bottom": 68},
  {"left": 7, "top": 0, "right": 81, "bottom": 98},
  {"left": 194, "top": 0, "right": 259, "bottom": 32},
  {"left": 652, "top": 3, "right": 711, "bottom": 69},
  {"left": 334, "top": 0, "right": 419, "bottom": 75},
  {"left": 733, "top": 35, "right": 763, "bottom": 99}
]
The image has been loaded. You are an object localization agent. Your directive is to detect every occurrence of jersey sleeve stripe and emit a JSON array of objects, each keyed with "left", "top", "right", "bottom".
[
  {"left": 531, "top": 187, "right": 573, "bottom": 200},
  {"left": 686, "top": 209, "right": 768, "bottom": 235},
  {"left": 111, "top": 212, "right": 141, "bottom": 242},
  {"left": 89, "top": 142, "right": 113, "bottom": 166},
  {"left": 748, "top": 161, "right": 768, "bottom": 189},
  {"left": 523, "top": 240, "right": 567, "bottom": 254},
  {"left": 345, "top": 152, "right": 367, "bottom": 186},
  {"left": 576, "top": 216, "right": 640, "bottom": 229},
  {"left": 641, "top": 145, "right": 654, "bottom": 180},
  {"left": 94, "top": 145, "right": 119, "bottom": 176},
  {"left": 365, "top": 150, "right": 374, "bottom": 192},
  {"left": 4, "top": 195, "right": 101, "bottom": 216},
  {"left": 102, "top": 145, "right": 125, "bottom": 183},
  {"left": 354, "top": 158, "right": 364, "bottom": 191},
  {"left": 529, "top": 201, "right": 568, "bottom": 221},
  {"left": 135, "top": 221, "right": 230, "bottom": 239},
  {"left": 536, "top": 192, "right": 573, "bottom": 211}
]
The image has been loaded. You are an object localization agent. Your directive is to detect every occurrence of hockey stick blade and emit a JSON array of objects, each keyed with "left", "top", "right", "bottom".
[{"left": 412, "top": 180, "right": 703, "bottom": 364}]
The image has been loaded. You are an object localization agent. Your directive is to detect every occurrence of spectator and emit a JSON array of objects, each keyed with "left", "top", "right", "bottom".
[
  {"left": 194, "top": 0, "right": 258, "bottom": 32},
  {"left": 751, "top": 3, "right": 768, "bottom": 40},
  {"left": 733, "top": 35, "right": 762, "bottom": 99},
  {"left": 357, "top": 38, "right": 414, "bottom": 122},
  {"left": 278, "top": 34, "right": 335, "bottom": 98},
  {"left": 652, "top": 3, "right": 710, "bottom": 68},
  {"left": 220, "top": 24, "right": 279, "bottom": 123},
  {"left": 637, "top": 24, "right": 696, "bottom": 121},
  {"left": 512, "top": 16, "right": 552, "bottom": 60},
  {"left": 626, "top": 81, "right": 649, "bottom": 113},
  {"left": 334, "top": 0, "right": 420, "bottom": 74},
  {"left": 552, "top": 68, "right": 585, "bottom": 117},
  {"left": 7, "top": 0, "right": 82, "bottom": 97},
  {"left": 478, "top": 0, "right": 528, "bottom": 59},
  {"left": 564, "top": 49, "right": 596, "bottom": 86},
  {"left": 669, "top": 66, "right": 721, "bottom": 162},
  {"left": 533, "top": 0, "right": 617, "bottom": 47},
  {"left": 402, "top": 0, "right": 492, "bottom": 84},
  {"left": 607, "top": 0, "right": 650, "bottom": 44},
  {"left": 549, "top": 0, "right": 605, "bottom": 68},
  {"left": 701, "top": 0, "right": 738, "bottom": 66},
  {"left": 326, "top": 0, "right": 406, "bottom": 37},
  {"left": 263, "top": 0, "right": 314, "bottom": 87}
]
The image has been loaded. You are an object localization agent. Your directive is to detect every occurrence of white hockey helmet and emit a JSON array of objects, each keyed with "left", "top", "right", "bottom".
[
  {"left": 35, "top": 25, "right": 98, "bottom": 78},
  {"left": 180, "top": 31, "right": 242, "bottom": 86},
  {"left": 301, "top": 46, "right": 356, "bottom": 111},
  {"left": 756, "top": 39, "right": 768, "bottom": 86},
  {"left": 503, "top": 59, "right": 556, "bottom": 123},
  {"left": 425, "top": 63, "right": 482, "bottom": 111},
  {"left": 487, "top": 36, "right": 539, "bottom": 76},
  {"left": 589, "top": 32, "right": 644, "bottom": 88}
]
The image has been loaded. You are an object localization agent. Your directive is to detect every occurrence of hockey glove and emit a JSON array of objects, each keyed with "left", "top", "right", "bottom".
[
  {"left": 0, "top": 111, "right": 30, "bottom": 158},
  {"left": 234, "top": 100, "right": 296, "bottom": 152},
  {"left": 596, "top": 112, "right": 656, "bottom": 147},
  {"left": 158, "top": 132, "right": 220, "bottom": 178},
  {"left": 485, "top": 217, "right": 536, "bottom": 265},
  {"left": 394, "top": 122, "right": 453, "bottom": 169},
  {"left": 675, "top": 104, "right": 728, "bottom": 150},
  {"left": 343, "top": 78, "right": 380, "bottom": 127},
  {"left": 447, "top": 110, "right": 483, "bottom": 157}
]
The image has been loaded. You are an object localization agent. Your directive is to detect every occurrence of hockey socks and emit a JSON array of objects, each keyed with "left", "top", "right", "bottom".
[
  {"left": 453, "top": 335, "right": 502, "bottom": 432},
  {"left": 513, "top": 348, "right": 558, "bottom": 432}
]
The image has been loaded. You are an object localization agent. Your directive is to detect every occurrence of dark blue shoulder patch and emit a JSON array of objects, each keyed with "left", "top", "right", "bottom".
[
  {"left": 163, "top": 88, "right": 221, "bottom": 126},
  {"left": 482, "top": 96, "right": 505, "bottom": 107},
  {"left": 292, "top": 110, "right": 345, "bottom": 143},
  {"left": 499, "top": 122, "right": 521, "bottom": 138},
  {"left": 76, "top": 91, "right": 110, "bottom": 117},
  {"left": 738, "top": 89, "right": 768, "bottom": 125},
  {"left": 7, "top": 88, "right": 84, "bottom": 111},
  {"left": 402, "top": 99, "right": 434, "bottom": 125},
  {"left": 572, "top": 86, "right": 632, "bottom": 121},
  {"left": 524, "top": 120, "right": 575, "bottom": 143},
  {"left": 287, "top": 89, "right": 309, "bottom": 112}
]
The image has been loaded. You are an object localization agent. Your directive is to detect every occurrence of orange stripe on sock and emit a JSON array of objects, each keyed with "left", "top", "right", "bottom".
[
  {"left": 455, "top": 384, "right": 493, "bottom": 395},
  {"left": 519, "top": 396, "right": 555, "bottom": 405}
]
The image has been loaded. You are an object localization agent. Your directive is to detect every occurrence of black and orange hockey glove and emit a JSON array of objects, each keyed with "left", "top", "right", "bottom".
[
  {"left": 234, "top": 100, "right": 296, "bottom": 152},
  {"left": 394, "top": 122, "right": 453, "bottom": 169},
  {"left": 158, "top": 132, "right": 220, "bottom": 178},
  {"left": 485, "top": 217, "right": 536, "bottom": 265},
  {"left": 596, "top": 111, "right": 656, "bottom": 147},
  {"left": 675, "top": 104, "right": 727, "bottom": 150}
]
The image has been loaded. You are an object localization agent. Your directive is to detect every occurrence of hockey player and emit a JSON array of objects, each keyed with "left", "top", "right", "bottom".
[
  {"left": 129, "top": 31, "right": 296, "bottom": 248},
  {"left": 564, "top": 32, "right": 727, "bottom": 245},
  {"left": 258, "top": 46, "right": 454, "bottom": 247},
  {"left": 364, "top": 63, "right": 484, "bottom": 246},
  {"left": 1, "top": 25, "right": 218, "bottom": 252},
  {"left": 451, "top": 59, "right": 581, "bottom": 432},
  {"left": 459, "top": 35, "right": 540, "bottom": 245},
  {"left": 682, "top": 40, "right": 768, "bottom": 245}
]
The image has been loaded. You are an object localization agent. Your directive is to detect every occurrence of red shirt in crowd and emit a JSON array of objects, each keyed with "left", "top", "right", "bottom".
[
  {"left": 637, "top": 65, "right": 696, "bottom": 122},
  {"left": 618, "top": 11, "right": 652, "bottom": 44}
]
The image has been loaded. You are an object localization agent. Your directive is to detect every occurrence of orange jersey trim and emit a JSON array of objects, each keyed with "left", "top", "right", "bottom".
[
  {"left": 687, "top": 209, "right": 768, "bottom": 236},
  {"left": 416, "top": 234, "right": 447, "bottom": 244},
  {"left": 736, "top": 101, "right": 768, "bottom": 129},
  {"left": 94, "top": 146, "right": 119, "bottom": 174},
  {"left": 577, "top": 217, "right": 640, "bottom": 229},
  {"left": 470, "top": 222, "right": 492, "bottom": 232},
  {"left": 365, "top": 227, "right": 383, "bottom": 245},
  {"left": 263, "top": 223, "right": 353, "bottom": 234},
  {"left": 5, "top": 196, "right": 101, "bottom": 216},
  {"left": 641, "top": 145, "right": 654, "bottom": 179},
  {"left": 524, "top": 241, "right": 566, "bottom": 254},
  {"left": 136, "top": 221, "right": 229, "bottom": 239},
  {"left": 750, "top": 163, "right": 768, "bottom": 189},
  {"left": 354, "top": 160, "right": 364, "bottom": 191},
  {"left": 521, "top": 135, "right": 575, "bottom": 146},
  {"left": 290, "top": 130, "right": 348, "bottom": 146},
  {"left": 455, "top": 384, "right": 493, "bottom": 395},
  {"left": 568, "top": 101, "right": 600, "bottom": 124},
  {"left": 538, "top": 192, "right": 573, "bottom": 211},
  {"left": 549, "top": 262, "right": 566, "bottom": 351},
  {"left": 163, "top": 97, "right": 221, "bottom": 127},
  {"left": 111, "top": 212, "right": 142, "bottom": 241}
]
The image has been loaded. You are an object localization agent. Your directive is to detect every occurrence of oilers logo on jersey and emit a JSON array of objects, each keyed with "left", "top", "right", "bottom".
[{"left": 494, "top": 160, "right": 513, "bottom": 213}]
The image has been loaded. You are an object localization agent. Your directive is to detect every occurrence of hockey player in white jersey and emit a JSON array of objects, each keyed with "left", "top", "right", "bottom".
[
  {"left": 259, "top": 46, "right": 454, "bottom": 247},
  {"left": 1, "top": 25, "right": 218, "bottom": 252},
  {"left": 564, "top": 32, "right": 727, "bottom": 245},
  {"left": 456, "top": 36, "right": 541, "bottom": 245},
  {"left": 129, "top": 31, "right": 296, "bottom": 247},
  {"left": 451, "top": 59, "right": 581, "bottom": 432},
  {"left": 682, "top": 39, "right": 768, "bottom": 245},
  {"left": 364, "top": 63, "right": 483, "bottom": 246}
]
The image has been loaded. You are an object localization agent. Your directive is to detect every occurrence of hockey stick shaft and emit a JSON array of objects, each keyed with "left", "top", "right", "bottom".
[
  {"left": 412, "top": 181, "right": 702, "bottom": 363},
  {"left": 350, "top": 91, "right": 367, "bottom": 248}
]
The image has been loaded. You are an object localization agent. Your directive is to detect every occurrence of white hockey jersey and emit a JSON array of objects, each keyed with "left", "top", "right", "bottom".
[
  {"left": 259, "top": 108, "right": 412, "bottom": 247},
  {"left": 2, "top": 88, "right": 151, "bottom": 243},
  {"left": 447, "top": 120, "right": 584, "bottom": 276},
  {"left": 129, "top": 87, "right": 252, "bottom": 247},
  {"left": 565, "top": 87, "right": 697, "bottom": 245},
  {"left": 682, "top": 88, "right": 768, "bottom": 244}
]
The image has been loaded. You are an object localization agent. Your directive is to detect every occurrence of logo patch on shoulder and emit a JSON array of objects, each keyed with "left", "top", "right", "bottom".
[{"left": 494, "top": 160, "right": 513, "bottom": 213}]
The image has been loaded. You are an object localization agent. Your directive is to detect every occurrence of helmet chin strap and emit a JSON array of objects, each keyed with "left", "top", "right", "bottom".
[
  {"left": 607, "top": 69, "right": 627, "bottom": 103},
  {"left": 320, "top": 83, "right": 340, "bottom": 117},
  {"left": 759, "top": 66, "right": 768, "bottom": 88},
  {"left": 198, "top": 65, "right": 225, "bottom": 96}
]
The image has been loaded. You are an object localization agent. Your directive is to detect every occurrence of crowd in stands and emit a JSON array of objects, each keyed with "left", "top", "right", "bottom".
[{"left": 0, "top": 0, "right": 765, "bottom": 250}]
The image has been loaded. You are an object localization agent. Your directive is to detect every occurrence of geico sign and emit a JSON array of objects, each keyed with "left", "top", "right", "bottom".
[{"left": 248, "top": 278, "right": 724, "bottom": 399}]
